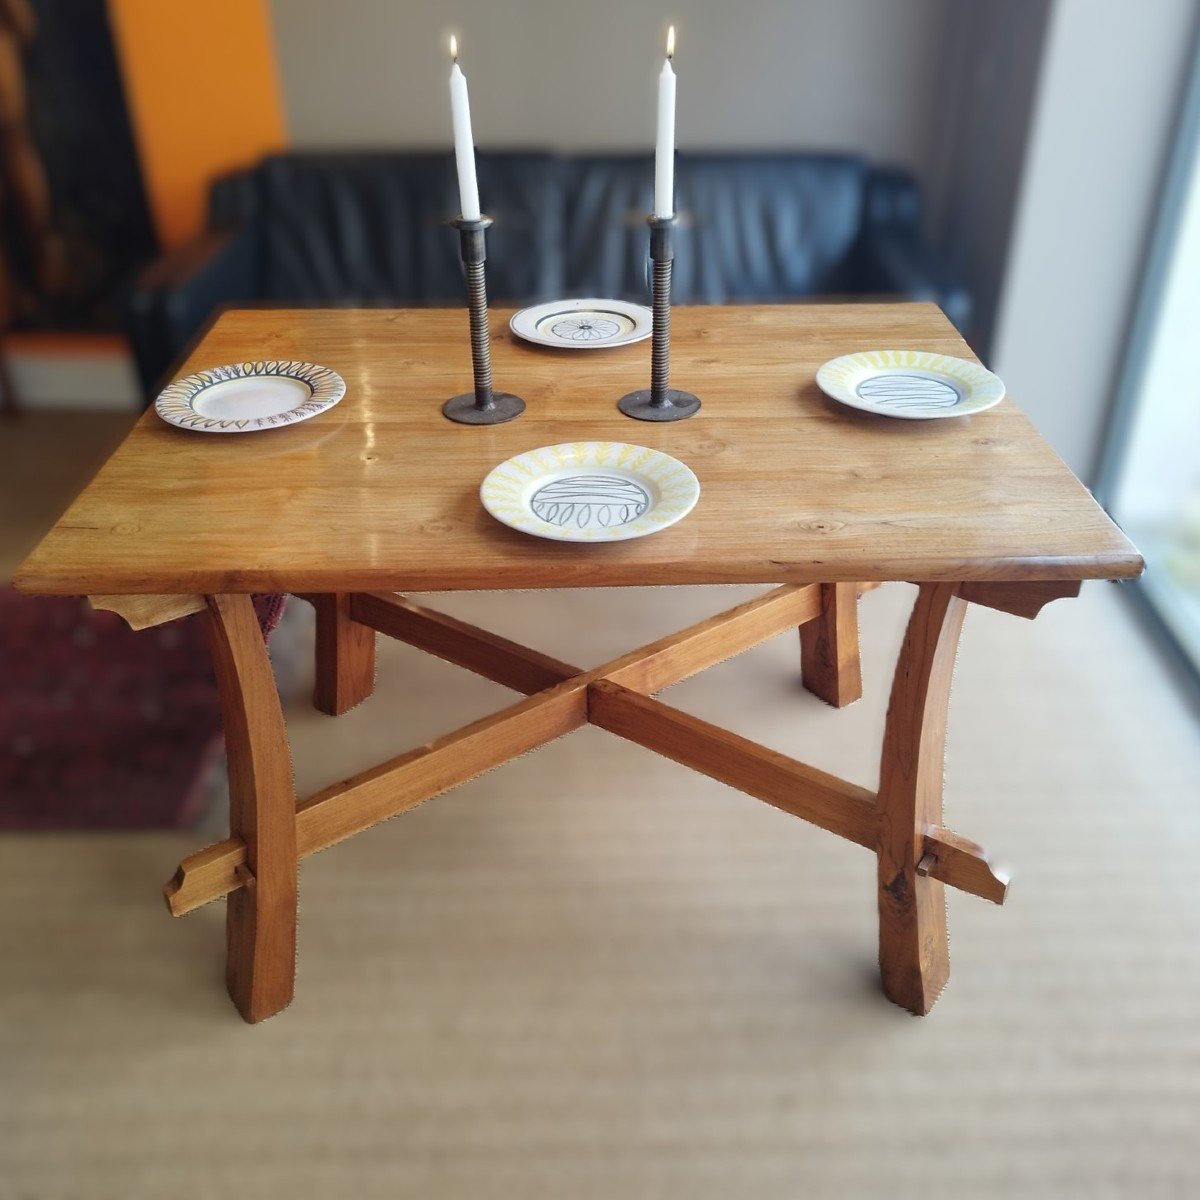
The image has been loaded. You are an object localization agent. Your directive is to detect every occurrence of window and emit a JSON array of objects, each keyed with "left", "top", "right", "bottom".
[{"left": 1098, "top": 36, "right": 1200, "bottom": 683}]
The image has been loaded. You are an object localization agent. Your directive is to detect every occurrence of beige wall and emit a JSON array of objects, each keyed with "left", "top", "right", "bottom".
[
  {"left": 269, "top": 0, "right": 951, "bottom": 172},
  {"left": 992, "top": 0, "right": 1200, "bottom": 478}
]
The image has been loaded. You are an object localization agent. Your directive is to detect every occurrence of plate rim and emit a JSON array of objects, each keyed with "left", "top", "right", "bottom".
[
  {"left": 509, "top": 298, "right": 653, "bottom": 350},
  {"left": 154, "top": 360, "right": 346, "bottom": 433},
  {"left": 815, "top": 350, "right": 1005, "bottom": 420},
  {"left": 480, "top": 440, "right": 700, "bottom": 543}
]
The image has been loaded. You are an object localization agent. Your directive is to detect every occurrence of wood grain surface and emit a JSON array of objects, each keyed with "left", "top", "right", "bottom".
[{"left": 13, "top": 305, "right": 1141, "bottom": 595}]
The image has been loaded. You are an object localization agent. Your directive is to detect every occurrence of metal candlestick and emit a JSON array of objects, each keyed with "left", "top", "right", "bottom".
[
  {"left": 618, "top": 214, "right": 701, "bottom": 422},
  {"left": 443, "top": 215, "right": 525, "bottom": 425}
]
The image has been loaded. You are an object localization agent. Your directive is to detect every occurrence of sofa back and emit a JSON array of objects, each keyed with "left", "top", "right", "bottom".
[
  {"left": 212, "top": 150, "right": 894, "bottom": 307},
  {"left": 565, "top": 153, "right": 866, "bottom": 302}
]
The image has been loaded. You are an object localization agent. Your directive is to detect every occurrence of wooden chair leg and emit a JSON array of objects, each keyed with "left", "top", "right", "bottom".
[
  {"left": 205, "top": 594, "right": 298, "bottom": 1023},
  {"left": 800, "top": 582, "right": 862, "bottom": 706},
  {"left": 876, "top": 583, "right": 966, "bottom": 1014},
  {"left": 312, "top": 593, "right": 376, "bottom": 715}
]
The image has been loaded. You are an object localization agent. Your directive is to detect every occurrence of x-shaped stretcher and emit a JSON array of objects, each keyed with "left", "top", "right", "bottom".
[{"left": 95, "top": 576, "right": 1079, "bottom": 1023}]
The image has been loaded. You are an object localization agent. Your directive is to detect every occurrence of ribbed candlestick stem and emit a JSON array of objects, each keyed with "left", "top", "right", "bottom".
[
  {"left": 443, "top": 215, "right": 524, "bottom": 425},
  {"left": 465, "top": 259, "right": 494, "bottom": 407},
  {"left": 617, "top": 213, "right": 700, "bottom": 422},
  {"left": 650, "top": 258, "right": 672, "bottom": 405}
]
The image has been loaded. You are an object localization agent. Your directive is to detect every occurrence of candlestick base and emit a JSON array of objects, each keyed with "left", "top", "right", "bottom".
[
  {"left": 616, "top": 213, "right": 701, "bottom": 424},
  {"left": 617, "top": 388, "right": 701, "bottom": 422},
  {"left": 442, "top": 212, "right": 525, "bottom": 426},
  {"left": 442, "top": 390, "right": 525, "bottom": 425}
]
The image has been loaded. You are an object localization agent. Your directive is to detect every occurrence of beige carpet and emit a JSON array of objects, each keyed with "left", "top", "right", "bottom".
[{"left": 2, "top": 581, "right": 1199, "bottom": 1198}]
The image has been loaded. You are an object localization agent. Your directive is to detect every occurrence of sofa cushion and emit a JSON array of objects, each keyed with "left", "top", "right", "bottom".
[
  {"left": 682, "top": 154, "right": 867, "bottom": 300},
  {"left": 561, "top": 155, "right": 655, "bottom": 302},
  {"left": 256, "top": 153, "right": 421, "bottom": 302},
  {"left": 414, "top": 152, "right": 566, "bottom": 303},
  {"left": 251, "top": 151, "right": 565, "bottom": 306},
  {"left": 565, "top": 153, "right": 867, "bottom": 302}
]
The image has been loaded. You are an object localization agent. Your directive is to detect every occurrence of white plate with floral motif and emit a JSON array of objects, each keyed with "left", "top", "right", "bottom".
[
  {"left": 481, "top": 442, "right": 699, "bottom": 543},
  {"left": 509, "top": 299, "right": 652, "bottom": 350},
  {"left": 816, "top": 350, "right": 1005, "bottom": 419},
  {"left": 155, "top": 361, "right": 346, "bottom": 433}
]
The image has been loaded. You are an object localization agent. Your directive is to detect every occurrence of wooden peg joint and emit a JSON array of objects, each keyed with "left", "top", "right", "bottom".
[{"left": 919, "top": 828, "right": 1009, "bottom": 904}]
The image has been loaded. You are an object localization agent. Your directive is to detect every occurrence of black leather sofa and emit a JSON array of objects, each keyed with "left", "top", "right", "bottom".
[{"left": 126, "top": 150, "right": 969, "bottom": 398}]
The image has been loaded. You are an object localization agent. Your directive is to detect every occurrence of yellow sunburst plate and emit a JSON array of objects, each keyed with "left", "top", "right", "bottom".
[
  {"left": 816, "top": 350, "right": 1005, "bottom": 420},
  {"left": 480, "top": 442, "right": 700, "bottom": 543}
]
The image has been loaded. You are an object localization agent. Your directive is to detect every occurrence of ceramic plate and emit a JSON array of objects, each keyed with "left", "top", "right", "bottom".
[
  {"left": 481, "top": 442, "right": 699, "bottom": 543},
  {"left": 155, "top": 361, "right": 346, "bottom": 433},
  {"left": 509, "top": 299, "right": 652, "bottom": 349},
  {"left": 816, "top": 350, "right": 1005, "bottom": 420}
]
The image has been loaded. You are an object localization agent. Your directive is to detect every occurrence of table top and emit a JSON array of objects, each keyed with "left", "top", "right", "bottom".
[{"left": 14, "top": 304, "right": 1142, "bottom": 596}]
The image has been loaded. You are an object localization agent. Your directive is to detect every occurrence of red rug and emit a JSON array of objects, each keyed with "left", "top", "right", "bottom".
[{"left": 0, "top": 590, "right": 285, "bottom": 830}]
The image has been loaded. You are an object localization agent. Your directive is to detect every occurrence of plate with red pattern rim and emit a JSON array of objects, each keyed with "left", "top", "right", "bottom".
[
  {"left": 154, "top": 361, "right": 346, "bottom": 433},
  {"left": 509, "top": 299, "right": 652, "bottom": 349}
]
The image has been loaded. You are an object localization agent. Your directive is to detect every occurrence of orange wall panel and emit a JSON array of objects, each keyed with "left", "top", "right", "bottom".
[{"left": 107, "top": 0, "right": 287, "bottom": 249}]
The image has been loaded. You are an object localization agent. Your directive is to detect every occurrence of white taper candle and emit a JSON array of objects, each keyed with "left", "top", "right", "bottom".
[
  {"left": 448, "top": 36, "right": 481, "bottom": 221},
  {"left": 653, "top": 26, "right": 677, "bottom": 219}
]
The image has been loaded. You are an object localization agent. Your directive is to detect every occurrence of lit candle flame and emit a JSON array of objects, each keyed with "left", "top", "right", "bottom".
[
  {"left": 449, "top": 34, "right": 458, "bottom": 62},
  {"left": 666, "top": 25, "right": 675, "bottom": 60}
]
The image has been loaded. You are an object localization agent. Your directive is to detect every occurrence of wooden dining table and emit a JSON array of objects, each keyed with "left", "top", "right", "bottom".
[{"left": 13, "top": 303, "right": 1142, "bottom": 1023}]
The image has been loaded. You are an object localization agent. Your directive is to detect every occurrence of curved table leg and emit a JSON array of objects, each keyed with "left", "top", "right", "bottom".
[
  {"left": 876, "top": 583, "right": 967, "bottom": 1014},
  {"left": 205, "top": 594, "right": 298, "bottom": 1023}
]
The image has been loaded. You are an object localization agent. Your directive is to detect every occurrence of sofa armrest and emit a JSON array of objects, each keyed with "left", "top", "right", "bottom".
[
  {"left": 125, "top": 224, "right": 260, "bottom": 400},
  {"left": 859, "top": 229, "right": 972, "bottom": 332}
]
